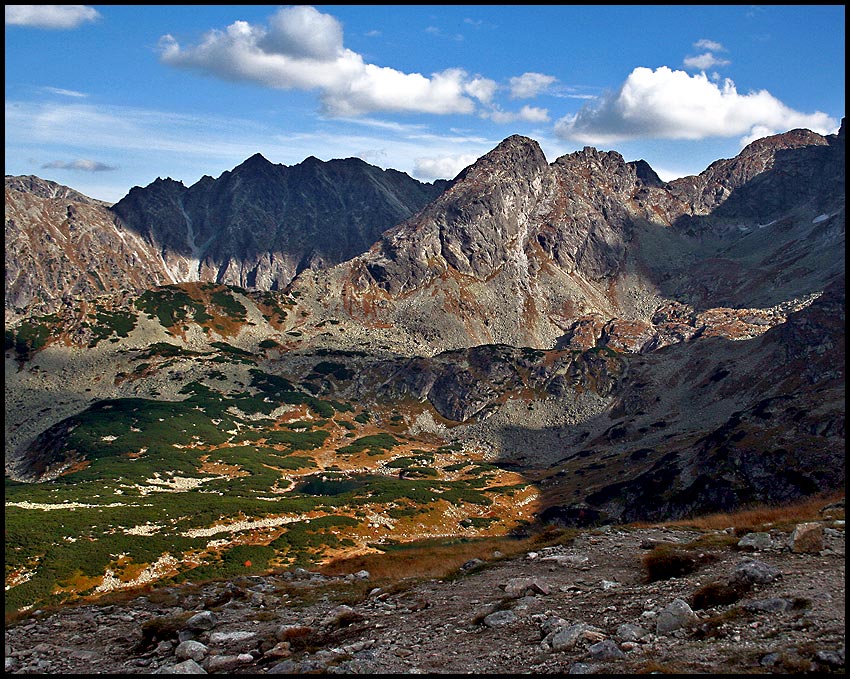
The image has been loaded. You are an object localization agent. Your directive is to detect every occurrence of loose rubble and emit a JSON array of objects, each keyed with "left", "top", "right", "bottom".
[{"left": 5, "top": 520, "right": 844, "bottom": 674}]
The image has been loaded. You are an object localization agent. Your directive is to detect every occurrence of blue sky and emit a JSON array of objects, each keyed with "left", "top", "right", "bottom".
[{"left": 5, "top": 4, "right": 845, "bottom": 203}]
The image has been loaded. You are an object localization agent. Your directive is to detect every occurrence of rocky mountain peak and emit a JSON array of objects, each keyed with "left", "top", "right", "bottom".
[
  {"left": 149, "top": 176, "right": 187, "bottom": 189},
  {"left": 5, "top": 174, "right": 108, "bottom": 206},
  {"left": 739, "top": 128, "right": 828, "bottom": 157},
  {"left": 298, "top": 155, "right": 324, "bottom": 167},
  {"left": 354, "top": 134, "right": 556, "bottom": 298},
  {"left": 627, "top": 159, "right": 665, "bottom": 188},
  {"left": 236, "top": 152, "right": 274, "bottom": 168},
  {"left": 455, "top": 134, "right": 548, "bottom": 182}
]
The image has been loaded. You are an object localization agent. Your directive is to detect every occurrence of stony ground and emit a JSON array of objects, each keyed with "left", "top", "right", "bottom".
[{"left": 5, "top": 517, "right": 844, "bottom": 675}]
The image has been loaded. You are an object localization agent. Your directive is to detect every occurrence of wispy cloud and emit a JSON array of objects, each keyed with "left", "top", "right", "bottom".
[
  {"left": 684, "top": 38, "right": 730, "bottom": 71},
  {"left": 5, "top": 98, "right": 500, "bottom": 185},
  {"left": 483, "top": 105, "right": 550, "bottom": 124},
  {"left": 554, "top": 66, "right": 838, "bottom": 146},
  {"left": 463, "top": 17, "right": 497, "bottom": 30},
  {"left": 5, "top": 5, "right": 100, "bottom": 30},
  {"left": 509, "top": 72, "right": 558, "bottom": 99},
  {"left": 424, "top": 25, "right": 464, "bottom": 41},
  {"left": 328, "top": 116, "right": 429, "bottom": 134},
  {"left": 42, "top": 159, "right": 118, "bottom": 172},
  {"left": 5, "top": 100, "right": 276, "bottom": 159},
  {"left": 693, "top": 38, "right": 726, "bottom": 52},
  {"left": 42, "top": 86, "right": 87, "bottom": 98},
  {"left": 684, "top": 52, "right": 731, "bottom": 71},
  {"left": 158, "top": 6, "right": 486, "bottom": 117}
]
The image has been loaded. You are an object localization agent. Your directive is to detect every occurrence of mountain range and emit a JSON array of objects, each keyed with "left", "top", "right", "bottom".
[
  {"left": 3, "top": 121, "right": 844, "bottom": 612},
  {"left": 5, "top": 156, "right": 449, "bottom": 319}
]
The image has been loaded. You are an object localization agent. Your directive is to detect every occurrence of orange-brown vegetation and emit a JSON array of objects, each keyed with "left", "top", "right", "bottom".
[{"left": 647, "top": 490, "right": 845, "bottom": 532}]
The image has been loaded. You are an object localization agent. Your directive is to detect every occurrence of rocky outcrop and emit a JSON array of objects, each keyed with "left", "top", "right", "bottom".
[
  {"left": 537, "top": 276, "right": 845, "bottom": 526},
  {"left": 111, "top": 154, "right": 449, "bottom": 291},
  {"left": 669, "top": 126, "right": 843, "bottom": 231},
  {"left": 297, "top": 124, "right": 843, "bottom": 353},
  {"left": 5, "top": 157, "right": 448, "bottom": 318},
  {"left": 4, "top": 176, "right": 172, "bottom": 320}
]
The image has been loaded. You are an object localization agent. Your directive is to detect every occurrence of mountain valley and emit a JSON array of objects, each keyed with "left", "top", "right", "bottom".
[{"left": 4, "top": 122, "right": 844, "bottom": 628}]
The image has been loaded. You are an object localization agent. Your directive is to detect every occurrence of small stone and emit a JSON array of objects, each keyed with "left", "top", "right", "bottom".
[
  {"left": 551, "top": 623, "right": 595, "bottom": 651},
  {"left": 737, "top": 532, "right": 772, "bottom": 551},
  {"left": 743, "top": 597, "right": 793, "bottom": 613},
  {"left": 656, "top": 598, "right": 697, "bottom": 635},
  {"left": 267, "top": 659, "right": 299, "bottom": 674},
  {"left": 816, "top": 648, "right": 845, "bottom": 668},
  {"left": 175, "top": 640, "right": 208, "bottom": 662},
  {"left": 788, "top": 523, "right": 824, "bottom": 554},
  {"left": 460, "top": 558, "right": 485, "bottom": 571},
  {"left": 205, "top": 654, "right": 248, "bottom": 673},
  {"left": 208, "top": 630, "right": 256, "bottom": 645},
  {"left": 157, "top": 659, "right": 207, "bottom": 674},
  {"left": 483, "top": 610, "right": 517, "bottom": 627},
  {"left": 587, "top": 639, "right": 625, "bottom": 660},
  {"left": 733, "top": 559, "right": 782, "bottom": 586},
  {"left": 760, "top": 653, "right": 781, "bottom": 667},
  {"left": 503, "top": 577, "right": 550, "bottom": 597},
  {"left": 264, "top": 642, "right": 292, "bottom": 658},
  {"left": 616, "top": 623, "right": 649, "bottom": 642},
  {"left": 184, "top": 611, "right": 216, "bottom": 631}
]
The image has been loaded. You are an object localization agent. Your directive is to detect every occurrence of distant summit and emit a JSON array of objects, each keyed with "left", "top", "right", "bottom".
[{"left": 5, "top": 126, "right": 844, "bottom": 324}]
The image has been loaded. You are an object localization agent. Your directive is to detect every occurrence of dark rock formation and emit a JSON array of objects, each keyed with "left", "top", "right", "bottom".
[{"left": 110, "top": 153, "right": 449, "bottom": 291}]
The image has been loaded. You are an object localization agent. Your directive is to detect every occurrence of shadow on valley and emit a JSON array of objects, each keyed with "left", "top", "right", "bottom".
[
  {"left": 640, "top": 135, "right": 845, "bottom": 311},
  {"left": 465, "top": 275, "right": 844, "bottom": 531}
]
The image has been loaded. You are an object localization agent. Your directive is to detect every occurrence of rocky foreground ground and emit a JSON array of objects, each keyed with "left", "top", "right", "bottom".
[{"left": 4, "top": 512, "right": 845, "bottom": 675}]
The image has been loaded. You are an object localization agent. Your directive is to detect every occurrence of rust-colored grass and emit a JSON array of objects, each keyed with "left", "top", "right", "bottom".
[
  {"left": 319, "top": 525, "right": 576, "bottom": 583},
  {"left": 319, "top": 536, "right": 526, "bottom": 582},
  {"left": 631, "top": 491, "right": 844, "bottom": 533}
]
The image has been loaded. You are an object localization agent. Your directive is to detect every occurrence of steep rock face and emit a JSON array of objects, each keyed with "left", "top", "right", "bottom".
[
  {"left": 668, "top": 128, "right": 836, "bottom": 228},
  {"left": 4, "top": 176, "right": 172, "bottom": 319},
  {"left": 6, "top": 156, "right": 448, "bottom": 318},
  {"left": 310, "top": 138, "right": 677, "bottom": 352},
  {"left": 111, "top": 154, "right": 449, "bottom": 291},
  {"left": 299, "top": 125, "right": 843, "bottom": 353},
  {"left": 362, "top": 135, "right": 554, "bottom": 294}
]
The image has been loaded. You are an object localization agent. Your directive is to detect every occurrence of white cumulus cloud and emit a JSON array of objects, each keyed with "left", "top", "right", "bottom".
[
  {"left": 5, "top": 5, "right": 100, "bottom": 29},
  {"left": 554, "top": 66, "right": 838, "bottom": 146},
  {"left": 509, "top": 72, "right": 557, "bottom": 99},
  {"left": 684, "top": 52, "right": 731, "bottom": 71},
  {"left": 464, "top": 77, "right": 498, "bottom": 104},
  {"left": 413, "top": 153, "right": 481, "bottom": 180},
  {"left": 158, "top": 6, "right": 484, "bottom": 117}
]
